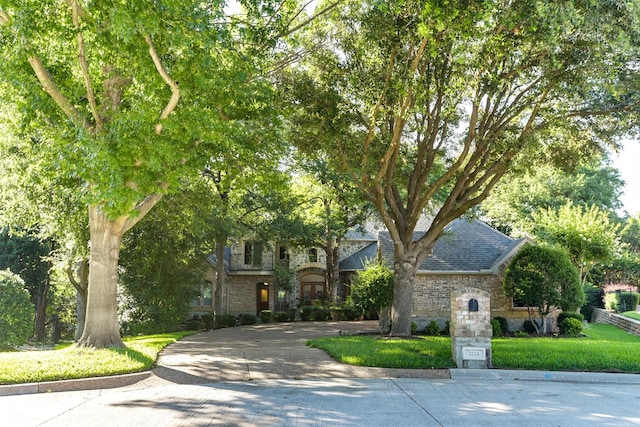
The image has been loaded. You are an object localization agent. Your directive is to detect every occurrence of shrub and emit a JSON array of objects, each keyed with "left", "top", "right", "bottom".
[
  {"left": 342, "top": 306, "right": 360, "bottom": 321},
  {"left": 330, "top": 306, "right": 343, "bottom": 321},
  {"left": 312, "top": 306, "right": 330, "bottom": 321},
  {"left": 274, "top": 311, "right": 290, "bottom": 322},
  {"left": 351, "top": 260, "right": 394, "bottom": 333},
  {"left": 238, "top": 312, "right": 258, "bottom": 325},
  {"left": 0, "top": 270, "right": 34, "bottom": 348},
  {"left": 201, "top": 314, "right": 214, "bottom": 330},
  {"left": 411, "top": 322, "right": 417, "bottom": 335},
  {"left": 614, "top": 292, "right": 639, "bottom": 312},
  {"left": 491, "top": 319, "right": 503, "bottom": 337},
  {"left": 581, "top": 284, "right": 604, "bottom": 321},
  {"left": 504, "top": 244, "right": 582, "bottom": 334},
  {"left": 557, "top": 312, "right": 584, "bottom": 325},
  {"left": 523, "top": 320, "right": 538, "bottom": 334},
  {"left": 559, "top": 317, "right": 583, "bottom": 337},
  {"left": 494, "top": 317, "right": 509, "bottom": 334},
  {"left": 215, "top": 314, "right": 237, "bottom": 328},
  {"left": 299, "top": 306, "right": 312, "bottom": 321},
  {"left": 186, "top": 318, "right": 201, "bottom": 331},
  {"left": 425, "top": 320, "right": 440, "bottom": 336},
  {"left": 260, "top": 310, "right": 272, "bottom": 323}
]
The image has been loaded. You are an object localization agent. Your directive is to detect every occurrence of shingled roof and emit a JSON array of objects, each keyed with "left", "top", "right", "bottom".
[
  {"left": 339, "top": 242, "right": 378, "bottom": 271},
  {"left": 347, "top": 219, "right": 528, "bottom": 274},
  {"left": 207, "top": 247, "right": 231, "bottom": 270}
]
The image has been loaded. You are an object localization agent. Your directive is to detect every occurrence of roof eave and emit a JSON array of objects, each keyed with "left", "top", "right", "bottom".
[{"left": 417, "top": 269, "right": 496, "bottom": 275}]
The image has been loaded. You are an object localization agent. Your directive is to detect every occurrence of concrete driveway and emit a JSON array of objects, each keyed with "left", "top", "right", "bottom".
[{"left": 145, "top": 320, "right": 450, "bottom": 386}]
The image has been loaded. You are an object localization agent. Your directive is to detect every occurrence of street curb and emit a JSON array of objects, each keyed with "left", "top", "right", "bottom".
[
  {"left": 450, "top": 368, "right": 640, "bottom": 385},
  {"left": 0, "top": 371, "right": 152, "bottom": 396},
  {"left": 3, "top": 368, "right": 639, "bottom": 397}
]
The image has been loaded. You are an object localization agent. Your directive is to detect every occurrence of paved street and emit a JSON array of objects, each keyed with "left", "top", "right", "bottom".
[
  {"left": 1, "top": 321, "right": 639, "bottom": 426},
  {"left": 2, "top": 376, "right": 640, "bottom": 426}
]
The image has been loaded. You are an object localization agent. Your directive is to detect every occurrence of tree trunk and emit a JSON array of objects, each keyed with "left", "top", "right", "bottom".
[
  {"left": 324, "top": 235, "right": 341, "bottom": 303},
  {"left": 214, "top": 236, "right": 227, "bottom": 316},
  {"left": 34, "top": 284, "right": 49, "bottom": 342},
  {"left": 77, "top": 207, "right": 126, "bottom": 348},
  {"left": 390, "top": 256, "right": 419, "bottom": 336},
  {"left": 68, "top": 257, "right": 89, "bottom": 341},
  {"left": 75, "top": 290, "right": 87, "bottom": 341},
  {"left": 329, "top": 248, "right": 340, "bottom": 302},
  {"left": 75, "top": 258, "right": 89, "bottom": 340},
  {"left": 34, "top": 239, "right": 54, "bottom": 342}
]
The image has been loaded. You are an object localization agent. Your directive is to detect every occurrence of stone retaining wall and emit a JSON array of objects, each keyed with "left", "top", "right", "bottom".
[{"left": 591, "top": 308, "right": 640, "bottom": 337}]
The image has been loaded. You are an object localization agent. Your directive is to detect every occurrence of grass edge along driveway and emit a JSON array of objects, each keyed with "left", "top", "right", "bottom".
[
  {"left": 0, "top": 331, "right": 197, "bottom": 386},
  {"left": 308, "top": 323, "right": 640, "bottom": 373}
]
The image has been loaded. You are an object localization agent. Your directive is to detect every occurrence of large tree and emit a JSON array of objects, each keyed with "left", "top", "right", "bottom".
[
  {"left": 292, "top": 158, "right": 373, "bottom": 302},
  {"left": 480, "top": 158, "right": 624, "bottom": 236},
  {"left": 0, "top": 99, "right": 90, "bottom": 340},
  {"left": 0, "top": 1, "right": 317, "bottom": 347},
  {"left": 533, "top": 202, "right": 620, "bottom": 287},
  {"left": 119, "top": 178, "right": 217, "bottom": 334},
  {"left": 289, "top": 0, "right": 640, "bottom": 335}
]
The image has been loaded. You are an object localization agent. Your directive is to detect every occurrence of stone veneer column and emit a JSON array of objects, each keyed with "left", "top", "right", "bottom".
[{"left": 450, "top": 288, "right": 492, "bottom": 369}]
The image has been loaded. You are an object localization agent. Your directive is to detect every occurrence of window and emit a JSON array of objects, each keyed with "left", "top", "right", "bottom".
[
  {"left": 279, "top": 245, "right": 289, "bottom": 260},
  {"left": 308, "top": 248, "right": 318, "bottom": 263},
  {"left": 244, "top": 241, "right": 263, "bottom": 267},
  {"left": 203, "top": 281, "right": 212, "bottom": 306},
  {"left": 191, "top": 280, "right": 213, "bottom": 307}
]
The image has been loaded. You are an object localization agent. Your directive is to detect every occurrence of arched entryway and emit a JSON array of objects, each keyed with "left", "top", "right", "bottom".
[{"left": 299, "top": 269, "right": 327, "bottom": 305}]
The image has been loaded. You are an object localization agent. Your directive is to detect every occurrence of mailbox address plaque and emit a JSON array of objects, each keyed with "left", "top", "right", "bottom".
[{"left": 462, "top": 347, "right": 486, "bottom": 361}]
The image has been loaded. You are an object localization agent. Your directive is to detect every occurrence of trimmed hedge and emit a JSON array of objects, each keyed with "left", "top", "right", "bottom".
[
  {"left": 260, "top": 310, "right": 272, "bottom": 323},
  {"left": 559, "top": 317, "right": 583, "bottom": 337},
  {"left": 238, "top": 313, "right": 258, "bottom": 325},
  {"left": 216, "top": 314, "right": 237, "bottom": 328}
]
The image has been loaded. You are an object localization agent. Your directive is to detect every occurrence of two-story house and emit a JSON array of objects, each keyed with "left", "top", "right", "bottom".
[{"left": 195, "top": 218, "right": 536, "bottom": 330}]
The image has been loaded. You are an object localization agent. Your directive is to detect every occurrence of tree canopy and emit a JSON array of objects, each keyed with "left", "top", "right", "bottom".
[
  {"left": 480, "top": 158, "right": 624, "bottom": 236},
  {"left": 286, "top": 0, "right": 640, "bottom": 335},
  {"left": 0, "top": 0, "right": 319, "bottom": 347},
  {"left": 504, "top": 245, "right": 583, "bottom": 334},
  {"left": 533, "top": 202, "right": 620, "bottom": 286}
]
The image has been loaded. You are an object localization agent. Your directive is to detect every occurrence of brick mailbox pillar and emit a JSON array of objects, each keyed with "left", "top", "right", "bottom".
[{"left": 450, "top": 288, "right": 492, "bottom": 369}]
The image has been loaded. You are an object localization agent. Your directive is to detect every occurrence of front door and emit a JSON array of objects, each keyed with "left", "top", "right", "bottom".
[
  {"left": 256, "top": 283, "right": 270, "bottom": 313},
  {"left": 300, "top": 282, "right": 327, "bottom": 305}
]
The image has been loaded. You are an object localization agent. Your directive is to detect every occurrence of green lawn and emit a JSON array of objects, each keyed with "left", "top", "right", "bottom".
[
  {"left": 0, "top": 331, "right": 196, "bottom": 385},
  {"left": 622, "top": 311, "right": 640, "bottom": 321},
  {"left": 308, "top": 323, "right": 640, "bottom": 373}
]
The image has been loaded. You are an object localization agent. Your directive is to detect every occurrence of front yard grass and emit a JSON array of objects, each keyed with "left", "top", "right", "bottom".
[
  {"left": 308, "top": 323, "right": 640, "bottom": 373},
  {"left": 0, "top": 331, "right": 196, "bottom": 385},
  {"left": 622, "top": 311, "right": 640, "bottom": 321}
]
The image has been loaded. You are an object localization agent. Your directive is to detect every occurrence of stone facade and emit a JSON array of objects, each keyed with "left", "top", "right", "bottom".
[
  {"left": 226, "top": 274, "right": 275, "bottom": 314},
  {"left": 450, "top": 288, "right": 492, "bottom": 369},
  {"left": 203, "top": 219, "right": 537, "bottom": 327},
  {"left": 412, "top": 271, "right": 531, "bottom": 332},
  {"left": 339, "top": 239, "right": 375, "bottom": 261}
]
